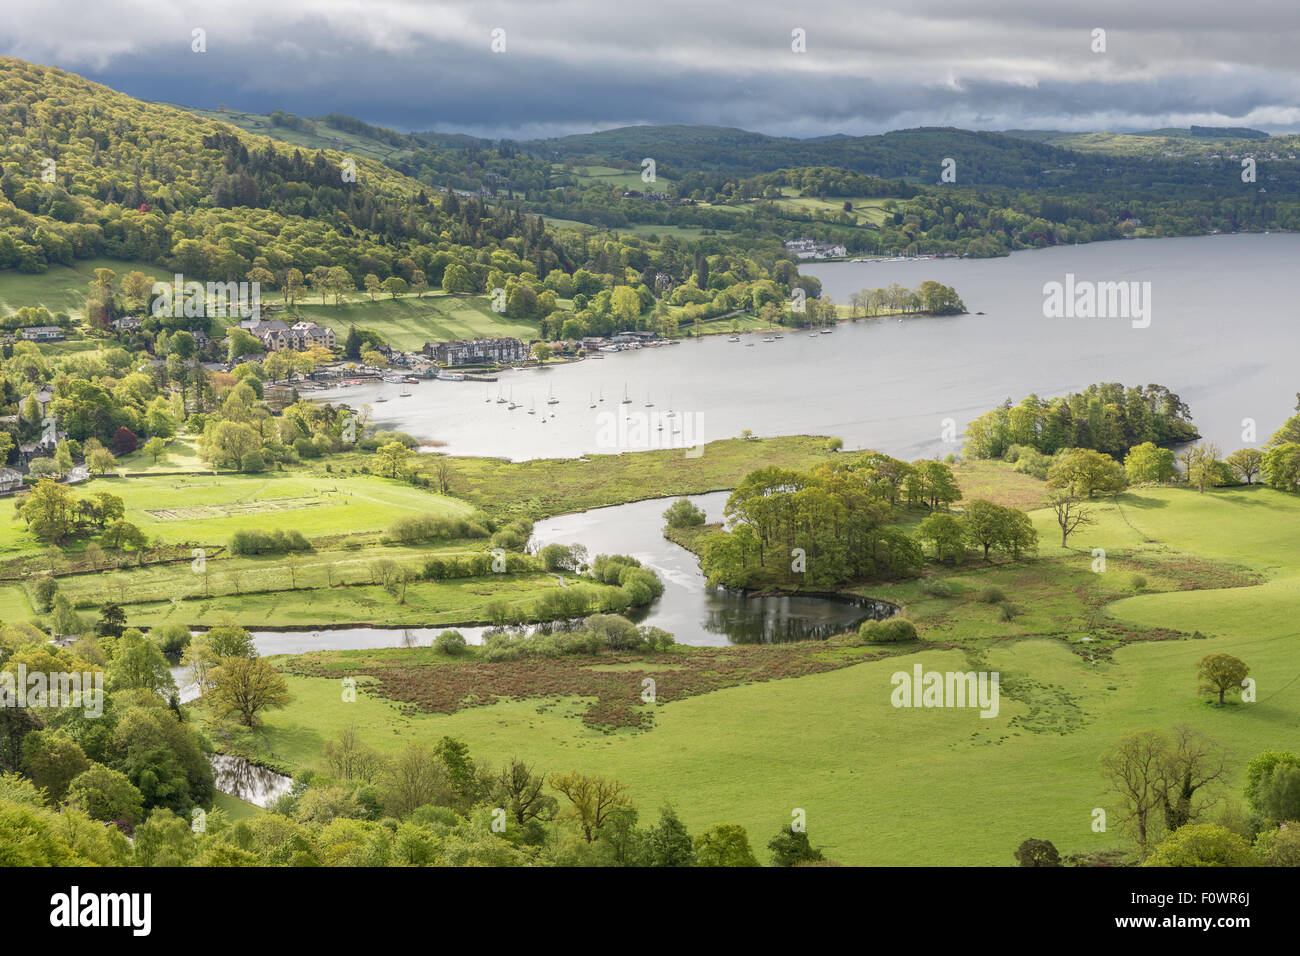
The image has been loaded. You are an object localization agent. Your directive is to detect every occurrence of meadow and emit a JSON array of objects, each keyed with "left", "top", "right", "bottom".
[{"left": 233, "top": 474, "right": 1300, "bottom": 865}]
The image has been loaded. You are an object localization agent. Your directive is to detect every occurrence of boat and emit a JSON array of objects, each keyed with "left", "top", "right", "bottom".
[
  {"left": 645, "top": 392, "right": 654, "bottom": 407},
  {"left": 484, "top": 387, "right": 491, "bottom": 403},
  {"left": 774, "top": 333, "right": 783, "bottom": 339},
  {"left": 727, "top": 336, "right": 740, "bottom": 343},
  {"left": 598, "top": 387, "right": 605, "bottom": 403},
  {"left": 398, "top": 388, "right": 411, "bottom": 398},
  {"left": 589, "top": 392, "right": 596, "bottom": 408},
  {"left": 375, "top": 396, "right": 389, "bottom": 403},
  {"left": 547, "top": 385, "right": 559, "bottom": 405},
  {"left": 495, "top": 387, "right": 507, "bottom": 404},
  {"left": 621, "top": 383, "right": 631, "bottom": 404},
  {"left": 762, "top": 336, "right": 774, "bottom": 343},
  {"left": 507, "top": 388, "right": 517, "bottom": 410},
  {"left": 820, "top": 328, "right": 834, "bottom": 334},
  {"left": 527, "top": 398, "right": 536, "bottom": 415},
  {"left": 403, "top": 376, "right": 419, "bottom": 384},
  {"left": 745, "top": 342, "right": 755, "bottom": 347}
]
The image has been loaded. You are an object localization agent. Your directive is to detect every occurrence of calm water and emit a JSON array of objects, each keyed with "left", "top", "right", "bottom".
[
  {"left": 172, "top": 491, "right": 887, "bottom": 702},
  {"left": 318, "top": 234, "right": 1300, "bottom": 461},
  {"left": 209, "top": 754, "right": 292, "bottom": 807}
]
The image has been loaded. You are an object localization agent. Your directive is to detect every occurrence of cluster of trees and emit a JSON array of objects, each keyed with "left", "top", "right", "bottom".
[
  {"left": 847, "top": 281, "right": 965, "bottom": 316},
  {"left": 14, "top": 480, "right": 145, "bottom": 549},
  {"left": 917, "top": 499, "right": 1038, "bottom": 563},
  {"left": 964, "top": 384, "right": 1199, "bottom": 460},
  {"left": 697, "top": 457, "right": 979, "bottom": 588}
]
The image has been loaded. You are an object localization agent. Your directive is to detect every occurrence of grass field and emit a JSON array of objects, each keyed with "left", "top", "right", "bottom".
[
  {"left": 233, "top": 473, "right": 1300, "bottom": 864},
  {"left": 0, "top": 257, "right": 172, "bottom": 319},
  {"left": 251, "top": 292, "right": 538, "bottom": 352},
  {"left": 771, "top": 191, "right": 893, "bottom": 227}
]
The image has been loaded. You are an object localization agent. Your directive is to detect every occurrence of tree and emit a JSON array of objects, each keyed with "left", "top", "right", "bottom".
[
  {"left": 380, "top": 277, "right": 409, "bottom": 299},
  {"left": 142, "top": 436, "right": 167, "bottom": 463},
  {"left": 1047, "top": 493, "right": 1093, "bottom": 548},
  {"left": 21, "top": 731, "right": 90, "bottom": 802},
  {"left": 1181, "top": 442, "right": 1223, "bottom": 493},
  {"left": 550, "top": 772, "right": 630, "bottom": 843},
  {"left": 1255, "top": 763, "right": 1300, "bottom": 823},
  {"left": 495, "top": 758, "right": 554, "bottom": 827},
  {"left": 374, "top": 441, "right": 412, "bottom": 479},
  {"left": 206, "top": 626, "right": 256, "bottom": 658},
  {"left": 663, "top": 498, "right": 706, "bottom": 530},
  {"left": 108, "top": 630, "right": 177, "bottom": 696},
  {"left": 326, "top": 266, "right": 354, "bottom": 305},
  {"left": 1142, "top": 824, "right": 1260, "bottom": 867},
  {"left": 917, "top": 512, "right": 965, "bottom": 563},
  {"left": 16, "top": 480, "right": 77, "bottom": 543},
  {"left": 1124, "top": 442, "right": 1176, "bottom": 484},
  {"left": 67, "top": 763, "right": 145, "bottom": 825},
  {"left": 962, "top": 499, "right": 1037, "bottom": 561},
  {"left": 1014, "top": 838, "right": 1062, "bottom": 867},
  {"left": 88, "top": 448, "right": 117, "bottom": 474},
  {"left": 180, "top": 635, "right": 219, "bottom": 696},
  {"left": 1048, "top": 448, "right": 1126, "bottom": 498},
  {"left": 1226, "top": 448, "right": 1263, "bottom": 485},
  {"left": 1100, "top": 730, "right": 1171, "bottom": 855},
  {"left": 532, "top": 342, "right": 553, "bottom": 362},
  {"left": 381, "top": 742, "right": 448, "bottom": 817},
  {"left": 283, "top": 267, "right": 306, "bottom": 306},
  {"left": 95, "top": 603, "right": 127, "bottom": 638},
  {"left": 694, "top": 823, "right": 760, "bottom": 867},
  {"left": 364, "top": 273, "right": 381, "bottom": 300},
  {"left": 1197, "top": 654, "right": 1249, "bottom": 705},
  {"left": 641, "top": 804, "right": 695, "bottom": 866},
  {"left": 1263, "top": 443, "right": 1300, "bottom": 492},
  {"left": 207, "top": 656, "right": 290, "bottom": 727},
  {"left": 111, "top": 426, "right": 138, "bottom": 455},
  {"left": 768, "top": 826, "right": 826, "bottom": 866}
]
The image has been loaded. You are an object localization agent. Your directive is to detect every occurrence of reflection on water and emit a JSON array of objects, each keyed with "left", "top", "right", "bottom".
[
  {"left": 707, "top": 592, "right": 896, "bottom": 644},
  {"left": 210, "top": 754, "right": 293, "bottom": 808}
]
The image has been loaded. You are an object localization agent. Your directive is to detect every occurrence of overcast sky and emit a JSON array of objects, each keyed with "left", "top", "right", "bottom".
[{"left": 4, "top": 0, "right": 1300, "bottom": 139}]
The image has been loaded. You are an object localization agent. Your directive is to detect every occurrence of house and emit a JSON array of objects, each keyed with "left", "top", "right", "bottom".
[
  {"left": 422, "top": 337, "right": 527, "bottom": 366},
  {"left": 612, "top": 331, "right": 658, "bottom": 344},
  {"left": 782, "top": 238, "right": 847, "bottom": 260},
  {"left": 112, "top": 316, "right": 143, "bottom": 332},
  {"left": 244, "top": 319, "right": 334, "bottom": 353},
  {"left": 20, "top": 326, "right": 65, "bottom": 341},
  {"left": 0, "top": 468, "right": 22, "bottom": 492},
  {"left": 287, "top": 322, "right": 335, "bottom": 351},
  {"left": 32, "top": 387, "right": 54, "bottom": 416}
]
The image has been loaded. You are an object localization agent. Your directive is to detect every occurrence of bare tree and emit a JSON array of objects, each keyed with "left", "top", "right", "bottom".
[{"left": 1048, "top": 493, "right": 1093, "bottom": 548}]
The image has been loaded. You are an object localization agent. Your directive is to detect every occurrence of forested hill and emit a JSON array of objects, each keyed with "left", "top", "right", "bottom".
[
  {"left": 0, "top": 57, "right": 563, "bottom": 280},
  {"left": 517, "top": 124, "right": 1300, "bottom": 193}
]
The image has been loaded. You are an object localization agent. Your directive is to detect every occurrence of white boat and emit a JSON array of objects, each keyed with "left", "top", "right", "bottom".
[
  {"left": 589, "top": 391, "right": 596, "bottom": 408},
  {"left": 621, "top": 383, "right": 631, "bottom": 404},
  {"left": 547, "top": 385, "right": 559, "bottom": 405},
  {"left": 527, "top": 398, "right": 536, "bottom": 415},
  {"left": 727, "top": 336, "right": 740, "bottom": 342},
  {"left": 399, "top": 389, "right": 411, "bottom": 397},
  {"left": 762, "top": 336, "right": 774, "bottom": 343},
  {"left": 820, "top": 328, "right": 833, "bottom": 334},
  {"left": 644, "top": 392, "right": 654, "bottom": 407}
]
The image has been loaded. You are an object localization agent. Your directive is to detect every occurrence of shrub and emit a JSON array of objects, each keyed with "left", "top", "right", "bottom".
[
  {"left": 919, "top": 578, "right": 957, "bottom": 598},
  {"left": 1130, "top": 573, "right": 1147, "bottom": 592},
  {"left": 662, "top": 498, "right": 706, "bottom": 529},
  {"left": 977, "top": 584, "right": 1005, "bottom": 604},
  {"left": 858, "top": 617, "right": 917, "bottom": 643},
  {"left": 240, "top": 450, "right": 266, "bottom": 473},
  {"left": 432, "top": 630, "right": 467, "bottom": 656},
  {"left": 997, "top": 602, "right": 1020, "bottom": 621},
  {"left": 382, "top": 514, "right": 488, "bottom": 546},
  {"left": 229, "top": 529, "right": 312, "bottom": 556}
]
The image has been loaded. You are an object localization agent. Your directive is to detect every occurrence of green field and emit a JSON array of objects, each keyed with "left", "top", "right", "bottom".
[
  {"left": 254, "top": 292, "right": 538, "bottom": 352},
  {"left": 0, "top": 257, "right": 172, "bottom": 319},
  {"left": 234, "top": 475, "right": 1300, "bottom": 864}
]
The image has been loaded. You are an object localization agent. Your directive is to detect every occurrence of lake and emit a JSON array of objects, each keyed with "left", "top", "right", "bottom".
[{"left": 317, "top": 233, "right": 1300, "bottom": 462}]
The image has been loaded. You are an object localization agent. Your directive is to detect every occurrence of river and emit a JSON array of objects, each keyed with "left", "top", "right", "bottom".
[{"left": 315, "top": 233, "right": 1299, "bottom": 462}]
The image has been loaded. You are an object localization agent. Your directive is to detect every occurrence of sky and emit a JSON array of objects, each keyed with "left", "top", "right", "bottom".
[{"left": 4, "top": 0, "right": 1300, "bottom": 140}]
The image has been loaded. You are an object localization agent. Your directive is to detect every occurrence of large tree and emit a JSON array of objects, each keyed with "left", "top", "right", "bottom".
[{"left": 207, "top": 656, "right": 290, "bottom": 727}]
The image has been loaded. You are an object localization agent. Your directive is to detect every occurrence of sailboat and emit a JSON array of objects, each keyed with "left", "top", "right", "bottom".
[
  {"left": 598, "top": 387, "right": 605, "bottom": 403},
  {"left": 527, "top": 397, "right": 536, "bottom": 415},
  {"left": 621, "top": 383, "right": 631, "bottom": 404},
  {"left": 644, "top": 392, "right": 654, "bottom": 407},
  {"left": 495, "top": 387, "right": 507, "bottom": 404},
  {"left": 484, "top": 386, "right": 491, "bottom": 403},
  {"left": 507, "top": 387, "right": 517, "bottom": 410},
  {"left": 589, "top": 391, "right": 597, "bottom": 408},
  {"left": 547, "top": 384, "right": 559, "bottom": 405}
]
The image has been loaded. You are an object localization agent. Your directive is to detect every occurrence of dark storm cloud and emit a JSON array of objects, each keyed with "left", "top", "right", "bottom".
[{"left": 3, "top": 0, "right": 1300, "bottom": 137}]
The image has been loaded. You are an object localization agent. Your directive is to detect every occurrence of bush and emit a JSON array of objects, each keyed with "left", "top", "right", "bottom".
[
  {"left": 1131, "top": 573, "right": 1148, "bottom": 592},
  {"left": 858, "top": 617, "right": 917, "bottom": 643},
  {"left": 382, "top": 513, "right": 489, "bottom": 546},
  {"left": 229, "top": 529, "right": 312, "bottom": 556},
  {"left": 919, "top": 578, "right": 957, "bottom": 598},
  {"left": 240, "top": 450, "right": 266, "bottom": 473},
  {"left": 432, "top": 630, "right": 467, "bottom": 655},
  {"left": 977, "top": 584, "right": 1005, "bottom": 604},
  {"left": 151, "top": 622, "right": 192, "bottom": 657},
  {"left": 662, "top": 498, "right": 706, "bottom": 530},
  {"left": 996, "top": 602, "right": 1020, "bottom": 621}
]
